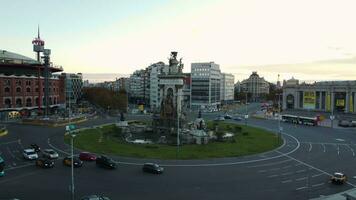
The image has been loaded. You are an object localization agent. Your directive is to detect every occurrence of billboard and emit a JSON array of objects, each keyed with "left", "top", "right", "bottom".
[{"left": 303, "top": 91, "right": 315, "bottom": 109}]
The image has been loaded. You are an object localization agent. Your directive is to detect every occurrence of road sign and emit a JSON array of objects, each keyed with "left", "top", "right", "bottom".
[
  {"left": 66, "top": 124, "right": 76, "bottom": 132},
  {"left": 245, "top": 115, "right": 249, "bottom": 119},
  {"left": 330, "top": 115, "right": 335, "bottom": 120}
]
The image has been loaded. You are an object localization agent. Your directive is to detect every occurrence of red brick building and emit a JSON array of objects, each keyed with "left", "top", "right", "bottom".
[{"left": 0, "top": 50, "right": 64, "bottom": 118}]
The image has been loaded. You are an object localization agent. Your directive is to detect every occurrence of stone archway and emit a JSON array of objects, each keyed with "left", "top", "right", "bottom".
[{"left": 286, "top": 94, "right": 295, "bottom": 109}]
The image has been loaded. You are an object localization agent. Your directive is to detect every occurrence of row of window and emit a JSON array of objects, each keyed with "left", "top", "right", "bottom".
[
  {"left": 3, "top": 79, "right": 59, "bottom": 87},
  {"left": 3, "top": 97, "right": 59, "bottom": 108},
  {"left": 3, "top": 87, "right": 59, "bottom": 94}
]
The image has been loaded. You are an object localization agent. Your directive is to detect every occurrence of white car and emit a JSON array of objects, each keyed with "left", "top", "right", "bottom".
[
  {"left": 42, "top": 149, "right": 59, "bottom": 159},
  {"left": 23, "top": 149, "right": 38, "bottom": 160}
]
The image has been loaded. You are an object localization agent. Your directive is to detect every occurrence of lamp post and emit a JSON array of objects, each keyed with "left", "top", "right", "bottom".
[
  {"left": 245, "top": 89, "right": 248, "bottom": 125},
  {"left": 277, "top": 93, "right": 282, "bottom": 143},
  {"left": 70, "top": 132, "right": 75, "bottom": 200},
  {"left": 176, "top": 92, "right": 180, "bottom": 158}
]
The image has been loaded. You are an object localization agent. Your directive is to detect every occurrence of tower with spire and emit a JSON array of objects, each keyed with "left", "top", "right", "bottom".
[
  {"left": 276, "top": 74, "right": 281, "bottom": 89},
  {"left": 32, "top": 25, "right": 45, "bottom": 62}
]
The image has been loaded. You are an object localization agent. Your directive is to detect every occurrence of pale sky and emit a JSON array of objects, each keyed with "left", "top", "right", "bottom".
[{"left": 1, "top": 0, "right": 356, "bottom": 83}]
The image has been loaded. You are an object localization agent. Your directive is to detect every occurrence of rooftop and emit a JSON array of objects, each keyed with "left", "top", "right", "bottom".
[{"left": 0, "top": 50, "right": 40, "bottom": 65}]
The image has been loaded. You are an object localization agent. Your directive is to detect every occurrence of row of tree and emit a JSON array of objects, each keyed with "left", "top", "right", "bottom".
[{"left": 82, "top": 88, "right": 128, "bottom": 112}]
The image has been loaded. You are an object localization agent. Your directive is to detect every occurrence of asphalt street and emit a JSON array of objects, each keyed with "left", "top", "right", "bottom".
[{"left": 1, "top": 103, "right": 356, "bottom": 200}]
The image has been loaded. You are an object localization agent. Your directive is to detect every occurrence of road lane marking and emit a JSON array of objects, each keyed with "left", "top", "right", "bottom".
[
  {"left": 296, "top": 177, "right": 307, "bottom": 181},
  {"left": 268, "top": 174, "right": 279, "bottom": 178},
  {"left": 337, "top": 145, "right": 340, "bottom": 155},
  {"left": 0, "top": 140, "right": 19, "bottom": 146},
  {"left": 276, "top": 150, "right": 356, "bottom": 188},
  {"left": 312, "top": 173, "right": 324, "bottom": 178},
  {"left": 296, "top": 169, "right": 306, "bottom": 173},
  {"left": 248, "top": 159, "right": 292, "bottom": 168},
  {"left": 281, "top": 172, "right": 293, "bottom": 176},
  {"left": 322, "top": 143, "right": 326, "bottom": 153},
  {"left": 308, "top": 143, "right": 312, "bottom": 152},
  {"left": 347, "top": 145, "right": 355, "bottom": 156},
  {"left": 281, "top": 165, "right": 292, "bottom": 169},
  {"left": 296, "top": 186, "right": 307, "bottom": 191},
  {"left": 258, "top": 170, "right": 267, "bottom": 173},
  {"left": 336, "top": 138, "right": 345, "bottom": 142},
  {"left": 47, "top": 138, "right": 70, "bottom": 155},
  {"left": 281, "top": 179, "right": 292, "bottom": 183},
  {"left": 312, "top": 183, "right": 325, "bottom": 187},
  {"left": 270, "top": 168, "right": 280, "bottom": 171}
]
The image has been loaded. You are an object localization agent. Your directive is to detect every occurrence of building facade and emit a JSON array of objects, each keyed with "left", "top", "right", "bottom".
[
  {"left": 58, "top": 73, "right": 83, "bottom": 109},
  {"left": 240, "top": 71, "right": 269, "bottom": 102},
  {"left": 220, "top": 73, "right": 235, "bottom": 104},
  {"left": 191, "top": 62, "right": 221, "bottom": 109},
  {"left": 283, "top": 79, "right": 356, "bottom": 113},
  {"left": 0, "top": 50, "right": 64, "bottom": 118}
]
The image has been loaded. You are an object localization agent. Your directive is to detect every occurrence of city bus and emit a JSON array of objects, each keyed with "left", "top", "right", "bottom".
[
  {"left": 281, "top": 114, "right": 317, "bottom": 126},
  {"left": 0, "top": 156, "right": 4, "bottom": 176}
]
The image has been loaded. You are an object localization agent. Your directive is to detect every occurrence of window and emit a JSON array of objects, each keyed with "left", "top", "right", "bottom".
[
  {"left": 4, "top": 87, "right": 10, "bottom": 93},
  {"left": 26, "top": 98, "right": 32, "bottom": 107},
  {"left": 16, "top": 87, "right": 21, "bottom": 93},
  {"left": 26, "top": 87, "right": 31, "bottom": 93},
  {"left": 16, "top": 80, "right": 22, "bottom": 86},
  {"left": 4, "top": 79, "right": 10, "bottom": 86},
  {"left": 15, "top": 98, "right": 22, "bottom": 107},
  {"left": 4, "top": 99, "right": 11, "bottom": 108},
  {"left": 26, "top": 80, "right": 31, "bottom": 86}
]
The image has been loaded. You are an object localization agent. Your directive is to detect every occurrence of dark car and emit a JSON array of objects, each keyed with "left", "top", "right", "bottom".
[
  {"left": 36, "top": 158, "right": 54, "bottom": 168},
  {"left": 80, "top": 195, "right": 111, "bottom": 200},
  {"left": 30, "top": 144, "right": 41, "bottom": 152},
  {"left": 224, "top": 114, "right": 232, "bottom": 119},
  {"left": 96, "top": 156, "right": 116, "bottom": 169},
  {"left": 233, "top": 116, "right": 243, "bottom": 121},
  {"left": 79, "top": 152, "right": 97, "bottom": 161},
  {"left": 142, "top": 163, "right": 164, "bottom": 174},
  {"left": 63, "top": 156, "right": 83, "bottom": 168}
]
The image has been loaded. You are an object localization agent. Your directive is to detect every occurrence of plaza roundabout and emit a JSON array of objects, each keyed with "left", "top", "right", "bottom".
[{"left": 1, "top": 112, "right": 356, "bottom": 200}]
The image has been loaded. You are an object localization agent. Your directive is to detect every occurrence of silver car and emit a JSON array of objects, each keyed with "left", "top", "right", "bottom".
[
  {"left": 80, "top": 195, "right": 110, "bottom": 200},
  {"left": 42, "top": 149, "right": 59, "bottom": 159}
]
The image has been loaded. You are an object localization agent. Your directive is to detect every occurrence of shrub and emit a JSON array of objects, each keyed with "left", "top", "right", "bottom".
[
  {"left": 242, "top": 132, "right": 249, "bottom": 136},
  {"left": 145, "top": 145, "right": 159, "bottom": 149},
  {"left": 234, "top": 126, "right": 242, "bottom": 133}
]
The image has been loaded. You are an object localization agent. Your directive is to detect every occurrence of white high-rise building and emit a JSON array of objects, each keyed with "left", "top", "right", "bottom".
[
  {"left": 191, "top": 62, "right": 221, "bottom": 109},
  {"left": 220, "top": 73, "right": 235, "bottom": 104},
  {"left": 148, "top": 62, "right": 167, "bottom": 110}
]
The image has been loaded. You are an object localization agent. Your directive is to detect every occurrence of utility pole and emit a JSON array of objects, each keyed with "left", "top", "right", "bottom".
[
  {"left": 176, "top": 91, "right": 180, "bottom": 158},
  {"left": 245, "top": 89, "right": 248, "bottom": 125},
  {"left": 278, "top": 93, "right": 282, "bottom": 142},
  {"left": 67, "top": 82, "right": 75, "bottom": 200}
]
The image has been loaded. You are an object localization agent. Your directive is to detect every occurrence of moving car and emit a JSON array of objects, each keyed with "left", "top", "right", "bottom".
[
  {"left": 96, "top": 155, "right": 116, "bottom": 169},
  {"left": 331, "top": 172, "right": 347, "bottom": 184},
  {"left": 63, "top": 156, "right": 83, "bottom": 167},
  {"left": 79, "top": 152, "right": 97, "bottom": 161},
  {"left": 23, "top": 149, "right": 38, "bottom": 160},
  {"left": 142, "top": 163, "right": 164, "bottom": 174},
  {"left": 36, "top": 158, "right": 54, "bottom": 168},
  {"left": 214, "top": 116, "right": 225, "bottom": 121},
  {"left": 224, "top": 114, "right": 232, "bottom": 119},
  {"left": 233, "top": 116, "right": 243, "bottom": 121},
  {"left": 42, "top": 149, "right": 59, "bottom": 159},
  {"left": 80, "top": 195, "right": 111, "bottom": 200},
  {"left": 30, "top": 144, "right": 41, "bottom": 152}
]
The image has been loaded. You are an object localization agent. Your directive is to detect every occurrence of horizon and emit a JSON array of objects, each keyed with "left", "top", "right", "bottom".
[{"left": 1, "top": 0, "right": 356, "bottom": 82}]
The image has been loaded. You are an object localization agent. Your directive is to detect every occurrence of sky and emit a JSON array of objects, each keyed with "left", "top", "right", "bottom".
[{"left": 1, "top": 0, "right": 356, "bottom": 83}]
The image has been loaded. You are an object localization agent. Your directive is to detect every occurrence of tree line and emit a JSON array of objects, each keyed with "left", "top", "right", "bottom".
[{"left": 82, "top": 87, "right": 128, "bottom": 112}]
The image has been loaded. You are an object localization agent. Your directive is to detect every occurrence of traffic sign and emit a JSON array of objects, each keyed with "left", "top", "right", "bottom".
[
  {"left": 330, "top": 115, "right": 335, "bottom": 120},
  {"left": 245, "top": 115, "right": 249, "bottom": 119},
  {"left": 66, "top": 124, "right": 76, "bottom": 131}
]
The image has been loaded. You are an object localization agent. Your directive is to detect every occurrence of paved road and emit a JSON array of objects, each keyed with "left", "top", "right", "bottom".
[{"left": 1, "top": 103, "right": 356, "bottom": 200}]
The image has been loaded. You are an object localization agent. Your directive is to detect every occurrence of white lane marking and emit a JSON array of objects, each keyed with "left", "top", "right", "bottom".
[
  {"left": 295, "top": 163, "right": 302, "bottom": 167},
  {"left": 347, "top": 145, "right": 355, "bottom": 156},
  {"left": 296, "top": 177, "right": 307, "bottom": 181},
  {"left": 308, "top": 143, "right": 312, "bottom": 152},
  {"left": 312, "top": 183, "right": 325, "bottom": 187},
  {"left": 312, "top": 173, "right": 324, "bottom": 178},
  {"left": 258, "top": 170, "right": 267, "bottom": 173},
  {"left": 47, "top": 138, "right": 70, "bottom": 155},
  {"left": 322, "top": 143, "right": 326, "bottom": 153},
  {"left": 296, "top": 169, "right": 306, "bottom": 173},
  {"left": 337, "top": 145, "right": 340, "bottom": 155},
  {"left": 0, "top": 140, "right": 19, "bottom": 146},
  {"left": 268, "top": 174, "right": 279, "bottom": 178},
  {"left": 281, "top": 165, "right": 292, "bottom": 169},
  {"left": 4, "top": 163, "right": 33, "bottom": 171},
  {"left": 276, "top": 150, "right": 356, "bottom": 188},
  {"left": 270, "top": 168, "right": 280, "bottom": 171},
  {"left": 281, "top": 179, "right": 292, "bottom": 183},
  {"left": 0, "top": 171, "right": 38, "bottom": 184},
  {"left": 336, "top": 138, "right": 345, "bottom": 142},
  {"left": 296, "top": 186, "right": 307, "bottom": 191},
  {"left": 281, "top": 172, "right": 293, "bottom": 176},
  {"left": 248, "top": 159, "right": 292, "bottom": 168}
]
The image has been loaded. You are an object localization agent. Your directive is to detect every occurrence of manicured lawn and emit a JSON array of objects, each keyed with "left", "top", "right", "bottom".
[{"left": 65, "top": 122, "right": 282, "bottom": 160}]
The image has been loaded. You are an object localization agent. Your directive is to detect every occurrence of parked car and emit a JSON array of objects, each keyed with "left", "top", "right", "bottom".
[
  {"left": 142, "top": 163, "right": 164, "bottom": 174},
  {"left": 79, "top": 152, "right": 97, "bottom": 161},
  {"left": 331, "top": 172, "right": 347, "bottom": 184},
  {"left": 96, "top": 155, "right": 116, "bottom": 169},
  {"left": 36, "top": 158, "right": 54, "bottom": 168},
  {"left": 23, "top": 149, "right": 38, "bottom": 160},
  {"left": 42, "top": 149, "right": 59, "bottom": 159},
  {"left": 63, "top": 156, "right": 83, "bottom": 168},
  {"left": 80, "top": 195, "right": 111, "bottom": 200},
  {"left": 30, "top": 144, "right": 41, "bottom": 152}
]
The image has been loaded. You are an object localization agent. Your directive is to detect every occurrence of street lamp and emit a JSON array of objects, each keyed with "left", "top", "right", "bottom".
[
  {"left": 245, "top": 89, "right": 248, "bottom": 125},
  {"left": 66, "top": 124, "right": 76, "bottom": 200},
  {"left": 277, "top": 93, "right": 282, "bottom": 143}
]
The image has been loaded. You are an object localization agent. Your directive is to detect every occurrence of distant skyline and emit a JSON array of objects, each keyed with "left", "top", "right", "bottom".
[{"left": 1, "top": 0, "right": 356, "bottom": 82}]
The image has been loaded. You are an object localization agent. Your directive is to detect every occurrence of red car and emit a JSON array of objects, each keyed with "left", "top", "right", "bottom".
[{"left": 79, "top": 152, "right": 97, "bottom": 161}]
